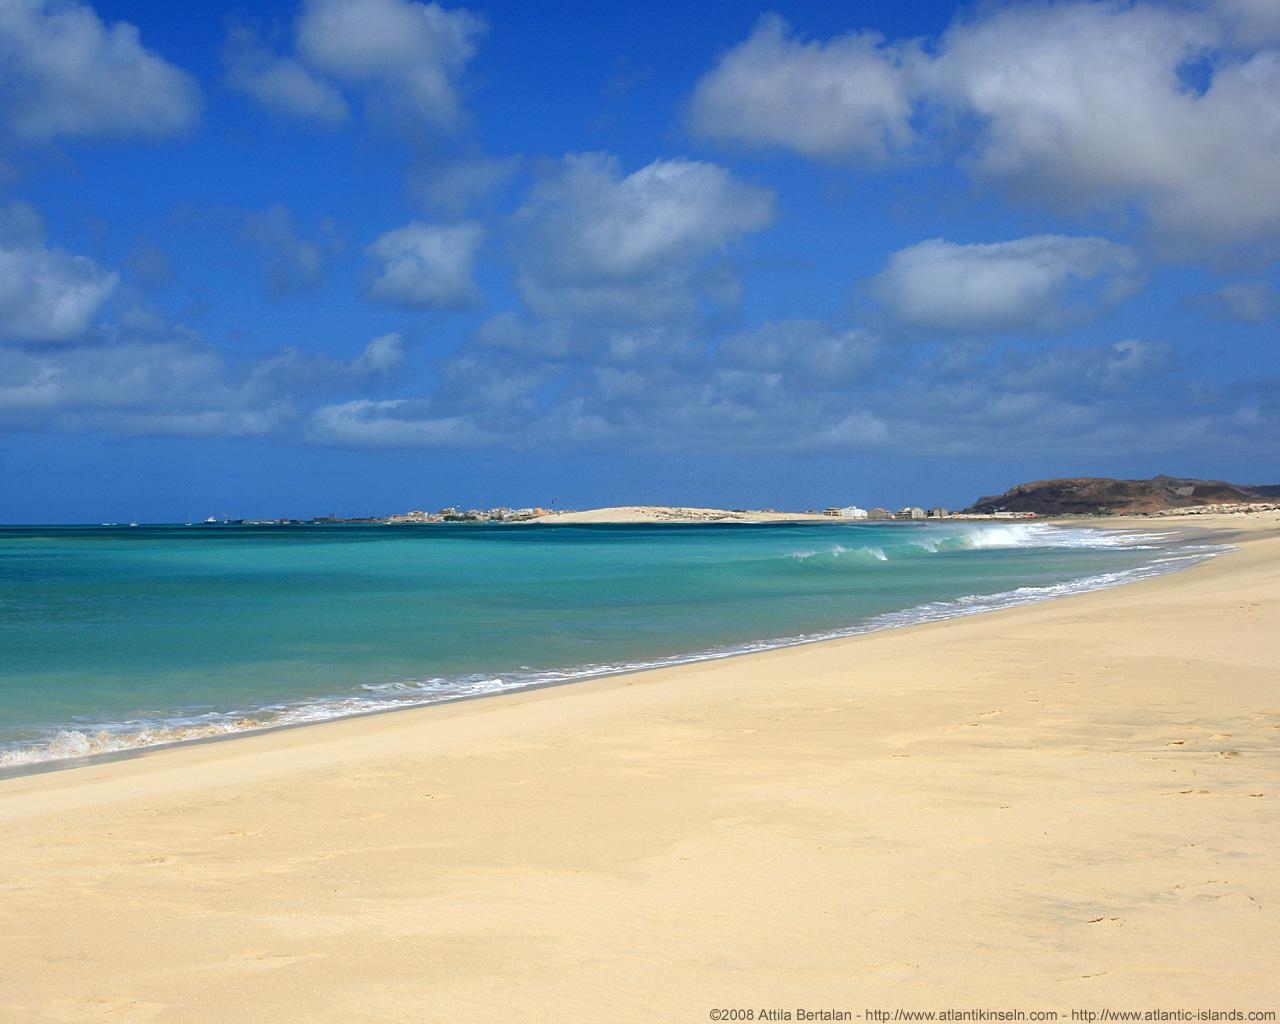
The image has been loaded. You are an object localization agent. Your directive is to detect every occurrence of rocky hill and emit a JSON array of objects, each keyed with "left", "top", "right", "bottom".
[{"left": 965, "top": 475, "right": 1278, "bottom": 516}]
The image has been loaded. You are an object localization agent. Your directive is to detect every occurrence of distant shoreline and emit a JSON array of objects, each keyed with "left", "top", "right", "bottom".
[{"left": 6, "top": 499, "right": 1279, "bottom": 530}]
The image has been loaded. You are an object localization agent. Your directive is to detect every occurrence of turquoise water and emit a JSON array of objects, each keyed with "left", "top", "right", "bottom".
[{"left": 0, "top": 520, "right": 1217, "bottom": 767}]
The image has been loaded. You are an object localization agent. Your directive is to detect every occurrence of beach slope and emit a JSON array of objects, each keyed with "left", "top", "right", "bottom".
[{"left": 1, "top": 514, "right": 1277, "bottom": 1021}]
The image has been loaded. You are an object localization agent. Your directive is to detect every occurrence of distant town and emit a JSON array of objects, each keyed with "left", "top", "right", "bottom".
[
  {"left": 817, "top": 505, "right": 1023, "bottom": 520},
  {"left": 189, "top": 475, "right": 1280, "bottom": 527}
]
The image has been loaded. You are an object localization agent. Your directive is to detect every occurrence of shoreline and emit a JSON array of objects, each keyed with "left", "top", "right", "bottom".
[
  {"left": 2, "top": 511, "right": 1277, "bottom": 1017},
  {"left": 0, "top": 518, "right": 1230, "bottom": 777},
  {"left": 6, "top": 517, "right": 1260, "bottom": 793}
]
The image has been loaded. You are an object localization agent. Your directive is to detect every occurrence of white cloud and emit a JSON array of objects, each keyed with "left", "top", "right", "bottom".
[
  {"left": 687, "top": 13, "right": 921, "bottom": 162},
  {"left": 512, "top": 152, "right": 775, "bottom": 322},
  {"left": 224, "top": 24, "right": 349, "bottom": 126},
  {"left": 364, "top": 221, "right": 484, "bottom": 309},
  {"left": 231, "top": 0, "right": 485, "bottom": 133},
  {"left": 994, "top": 339, "right": 1175, "bottom": 397},
  {"left": 0, "top": 340, "right": 255, "bottom": 427},
  {"left": 0, "top": 0, "right": 200, "bottom": 145},
  {"left": 308, "top": 398, "right": 492, "bottom": 447},
  {"left": 353, "top": 332, "right": 406, "bottom": 373},
  {"left": 245, "top": 331, "right": 407, "bottom": 394},
  {"left": 0, "top": 212, "right": 119, "bottom": 342},
  {"left": 0, "top": 303, "right": 410, "bottom": 437},
  {"left": 719, "top": 320, "right": 879, "bottom": 386},
  {"left": 929, "top": 2, "right": 1280, "bottom": 245},
  {"left": 687, "top": 3, "right": 1280, "bottom": 247},
  {"left": 867, "top": 235, "right": 1141, "bottom": 334}
]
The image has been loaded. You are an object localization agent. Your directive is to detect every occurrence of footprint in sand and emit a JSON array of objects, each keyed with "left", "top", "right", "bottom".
[
  {"left": 228, "top": 950, "right": 324, "bottom": 971},
  {"left": 1171, "top": 880, "right": 1230, "bottom": 899},
  {"left": 46, "top": 995, "right": 167, "bottom": 1021}
]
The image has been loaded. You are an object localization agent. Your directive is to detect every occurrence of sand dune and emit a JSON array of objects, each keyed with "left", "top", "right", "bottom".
[
  {"left": 1, "top": 512, "right": 1277, "bottom": 1021},
  {"left": 534, "top": 504, "right": 830, "bottom": 523}
]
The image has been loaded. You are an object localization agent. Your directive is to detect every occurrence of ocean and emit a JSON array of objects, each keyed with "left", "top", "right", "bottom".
[{"left": 0, "top": 519, "right": 1221, "bottom": 769}]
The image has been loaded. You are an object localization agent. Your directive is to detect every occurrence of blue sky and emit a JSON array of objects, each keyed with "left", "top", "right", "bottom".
[{"left": 1, "top": 0, "right": 1277, "bottom": 522}]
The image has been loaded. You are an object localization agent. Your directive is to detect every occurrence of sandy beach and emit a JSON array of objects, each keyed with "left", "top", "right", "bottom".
[{"left": 1, "top": 512, "right": 1277, "bottom": 1022}]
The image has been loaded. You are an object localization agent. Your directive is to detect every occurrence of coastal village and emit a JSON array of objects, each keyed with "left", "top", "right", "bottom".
[{"left": 225, "top": 476, "right": 1280, "bottom": 526}]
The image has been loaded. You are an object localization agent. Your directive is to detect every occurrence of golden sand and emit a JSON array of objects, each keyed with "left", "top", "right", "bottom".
[{"left": 2, "top": 513, "right": 1277, "bottom": 1022}]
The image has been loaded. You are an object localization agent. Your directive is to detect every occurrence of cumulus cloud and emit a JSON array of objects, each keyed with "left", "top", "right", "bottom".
[
  {"left": 0, "top": 0, "right": 200, "bottom": 145},
  {"left": 0, "top": 203, "right": 119, "bottom": 342},
  {"left": 688, "top": 13, "right": 921, "bottom": 162},
  {"left": 867, "top": 235, "right": 1142, "bottom": 334},
  {"left": 687, "top": 3, "right": 1280, "bottom": 247},
  {"left": 512, "top": 152, "right": 775, "bottom": 323},
  {"left": 929, "top": 2, "right": 1280, "bottom": 245},
  {"left": 223, "top": 23, "right": 349, "bottom": 126},
  {"left": 364, "top": 221, "right": 484, "bottom": 309},
  {"left": 227, "top": 0, "right": 485, "bottom": 134}
]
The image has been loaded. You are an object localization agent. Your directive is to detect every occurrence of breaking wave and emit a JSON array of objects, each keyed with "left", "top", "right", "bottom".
[
  {"left": 779, "top": 522, "right": 1167, "bottom": 567},
  {"left": 0, "top": 524, "right": 1225, "bottom": 771}
]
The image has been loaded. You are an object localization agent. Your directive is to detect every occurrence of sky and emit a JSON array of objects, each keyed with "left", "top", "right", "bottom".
[{"left": 1, "top": 0, "right": 1278, "bottom": 522}]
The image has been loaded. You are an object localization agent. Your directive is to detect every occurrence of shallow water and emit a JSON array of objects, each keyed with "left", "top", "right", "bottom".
[{"left": 0, "top": 519, "right": 1218, "bottom": 766}]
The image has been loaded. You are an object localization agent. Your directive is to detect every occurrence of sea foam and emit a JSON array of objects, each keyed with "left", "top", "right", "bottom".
[{"left": 0, "top": 523, "right": 1225, "bottom": 770}]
